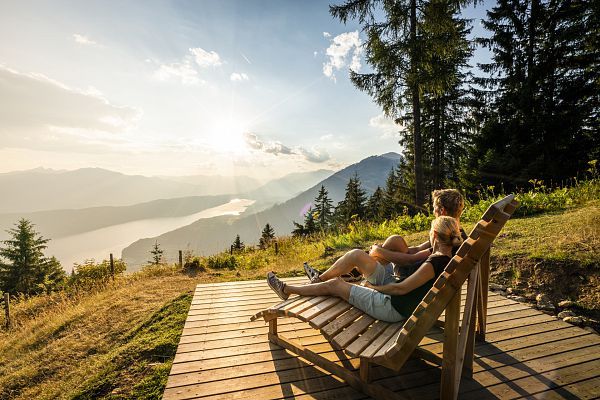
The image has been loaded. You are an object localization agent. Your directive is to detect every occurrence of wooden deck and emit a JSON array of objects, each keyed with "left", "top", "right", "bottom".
[{"left": 164, "top": 277, "right": 600, "bottom": 399}]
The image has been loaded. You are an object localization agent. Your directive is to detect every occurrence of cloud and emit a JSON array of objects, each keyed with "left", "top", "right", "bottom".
[
  {"left": 298, "top": 147, "right": 330, "bottom": 163},
  {"left": 0, "top": 65, "right": 140, "bottom": 152},
  {"left": 369, "top": 114, "right": 402, "bottom": 138},
  {"left": 189, "top": 47, "right": 222, "bottom": 67},
  {"left": 243, "top": 133, "right": 330, "bottom": 163},
  {"left": 323, "top": 32, "right": 331, "bottom": 38},
  {"left": 154, "top": 61, "right": 202, "bottom": 85},
  {"left": 323, "top": 31, "right": 362, "bottom": 82},
  {"left": 230, "top": 72, "right": 249, "bottom": 82},
  {"left": 73, "top": 33, "right": 97, "bottom": 46},
  {"left": 154, "top": 47, "right": 222, "bottom": 85}
]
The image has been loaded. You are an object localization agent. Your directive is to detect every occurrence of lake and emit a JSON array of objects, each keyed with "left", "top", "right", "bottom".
[{"left": 46, "top": 198, "right": 254, "bottom": 271}]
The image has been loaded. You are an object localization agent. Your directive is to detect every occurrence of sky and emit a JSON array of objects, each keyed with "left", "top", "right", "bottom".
[{"left": 0, "top": 0, "right": 491, "bottom": 181}]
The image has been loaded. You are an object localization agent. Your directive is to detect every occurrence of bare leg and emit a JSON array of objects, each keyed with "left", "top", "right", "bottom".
[
  {"left": 319, "top": 249, "right": 379, "bottom": 282},
  {"left": 381, "top": 235, "right": 409, "bottom": 253},
  {"left": 284, "top": 278, "right": 352, "bottom": 301}
]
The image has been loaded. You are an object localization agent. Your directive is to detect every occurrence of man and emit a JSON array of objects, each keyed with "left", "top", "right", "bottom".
[{"left": 303, "top": 189, "right": 466, "bottom": 283}]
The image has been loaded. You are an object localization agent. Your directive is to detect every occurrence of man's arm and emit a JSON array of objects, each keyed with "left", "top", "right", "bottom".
[
  {"left": 407, "top": 240, "right": 432, "bottom": 254},
  {"left": 365, "top": 262, "right": 435, "bottom": 295},
  {"left": 370, "top": 245, "right": 431, "bottom": 266}
]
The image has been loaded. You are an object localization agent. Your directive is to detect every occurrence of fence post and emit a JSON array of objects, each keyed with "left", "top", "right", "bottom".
[
  {"left": 275, "top": 241, "right": 279, "bottom": 255},
  {"left": 110, "top": 253, "right": 114, "bottom": 280},
  {"left": 3, "top": 292, "right": 10, "bottom": 329},
  {"left": 179, "top": 250, "right": 183, "bottom": 269}
]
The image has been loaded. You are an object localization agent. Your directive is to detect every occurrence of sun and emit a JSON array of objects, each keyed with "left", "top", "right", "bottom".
[{"left": 207, "top": 120, "right": 250, "bottom": 155}]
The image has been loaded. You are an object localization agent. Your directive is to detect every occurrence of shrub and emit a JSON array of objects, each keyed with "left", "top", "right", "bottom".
[
  {"left": 206, "top": 254, "right": 238, "bottom": 270},
  {"left": 70, "top": 258, "right": 126, "bottom": 289}
]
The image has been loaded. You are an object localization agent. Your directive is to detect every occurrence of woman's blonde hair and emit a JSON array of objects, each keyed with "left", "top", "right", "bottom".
[{"left": 431, "top": 216, "right": 463, "bottom": 247}]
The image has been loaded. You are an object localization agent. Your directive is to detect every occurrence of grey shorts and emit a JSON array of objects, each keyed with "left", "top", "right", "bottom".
[{"left": 348, "top": 262, "right": 405, "bottom": 323}]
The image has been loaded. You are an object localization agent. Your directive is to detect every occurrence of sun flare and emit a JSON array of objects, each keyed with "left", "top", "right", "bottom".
[{"left": 207, "top": 120, "right": 250, "bottom": 155}]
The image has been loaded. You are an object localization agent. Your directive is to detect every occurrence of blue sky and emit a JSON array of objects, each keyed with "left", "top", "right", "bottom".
[{"left": 0, "top": 0, "right": 491, "bottom": 180}]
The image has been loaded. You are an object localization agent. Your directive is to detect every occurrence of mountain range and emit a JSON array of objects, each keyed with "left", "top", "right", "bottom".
[
  {"left": 0, "top": 168, "right": 332, "bottom": 213},
  {"left": 121, "top": 152, "right": 401, "bottom": 267}
]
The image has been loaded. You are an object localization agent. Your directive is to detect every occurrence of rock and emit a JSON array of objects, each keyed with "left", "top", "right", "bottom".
[
  {"left": 558, "top": 300, "right": 575, "bottom": 308},
  {"left": 537, "top": 302, "right": 556, "bottom": 312},
  {"left": 506, "top": 287, "right": 515, "bottom": 295},
  {"left": 583, "top": 326, "right": 598, "bottom": 334},
  {"left": 536, "top": 293, "right": 551, "bottom": 303},
  {"left": 563, "top": 316, "right": 584, "bottom": 325},
  {"left": 489, "top": 283, "right": 506, "bottom": 291},
  {"left": 507, "top": 295, "right": 527, "bottom": 303},
  {"left": 557, "top": 311, "right": 576, "bottom": 319}
]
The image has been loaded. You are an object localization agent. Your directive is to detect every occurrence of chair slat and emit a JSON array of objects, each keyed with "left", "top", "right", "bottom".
[
  {"left": 346, "top": 320, "right": 390, "bottom": 357},
  {"left": 286, "top": 296, "right": 328, "bottom": 316},
  {"left": 309, "top": 301, "right": 353, "bottom": 329},
  {"left": 359, "top": 322, "right": 404, "bottom": 359},
  {"left": 299, "top": 297, "right": 343, "bottom": 322},
  {"left": 322, "top": 307, "right": 364, "bottom": 339},
  {"left": 332, "top": 314, "right": 376, "bottom": 348}
]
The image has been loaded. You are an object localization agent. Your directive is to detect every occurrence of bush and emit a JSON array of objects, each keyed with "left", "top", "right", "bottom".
[
  {"left": 70, "top": 258, "right": 126, "bottom": 289},
  {"left": 182, "top": 259, "right": 206, "bottom": 273},
  {"left": 206, "top": 254, "right": 238, "bottom": 270}
]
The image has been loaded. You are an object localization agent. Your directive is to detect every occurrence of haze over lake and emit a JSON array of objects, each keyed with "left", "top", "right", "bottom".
[{"left": 46, "top": 199, "right": 254, "bottom": 271}]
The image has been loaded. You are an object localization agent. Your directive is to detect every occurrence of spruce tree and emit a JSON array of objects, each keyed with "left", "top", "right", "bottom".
[
  {"left": 313, "top": 185, "right": 333, "bottom": 231},
  {"left": 339, "top": 173, "right": 367, "bottom": 224},
  {"left": 0, "top": 219, "right": 66, "bottom": 295},
  {"left": 468, "top": 0, "right": 599, "bottom": 187},
  {"left": 303, "top": 208, "right": 317, "bottom": 235},
  {"left": 259, "top": 223, "right": 275, "bottom": 249},
  {"left": 232, "top": 234, "right": 244, "bottom": 252},
  {"left": 149, "top": 240, "right": 164, "bottom": 265},
  {"left": 366, "top": 186, "right": 386, "bottom": 222},
  {"left": 330, "top": 0, "right": 427, "bottom": 206}
]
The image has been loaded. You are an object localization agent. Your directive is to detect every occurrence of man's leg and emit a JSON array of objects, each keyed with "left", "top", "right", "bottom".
[
  {"left": 285, "top": 277, "right": 352, "bottom": 301},
  {"left": 381, "top": 235, "right": 409, "bottom": 253},
  {"left": 319, "top": 249, "right": 379, "bottom": 282}
]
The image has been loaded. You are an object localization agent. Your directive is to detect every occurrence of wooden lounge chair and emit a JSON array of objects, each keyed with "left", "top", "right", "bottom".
[{"left": 251, "top": 194, "right": 518, "bottom": 400}]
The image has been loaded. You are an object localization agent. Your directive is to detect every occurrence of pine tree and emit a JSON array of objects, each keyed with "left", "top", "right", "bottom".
[
  {"left": 366, "top": 186, "right": 386, "bottom": 222},
  {"left": 232, "top": 234, "right": 244, "bottom": 252},
  {"left": 259, "top": 223, "right": 275, "bottom": 249},
  {"left": 149, "top": 240, "right": 164, "bottom": 265},
  {"left": 338, "top": 173, "right": 367, "bottom": 225},
  {"left": 0, "top": 219, "right": 66, "bottom": 295},
  {"left": 291, "top": 221, "right": 306, "bottom": 237},
  {"left": 330, "top": 0, "right": 427, "bottom": 206},
  {"left": 303, "top": 208, "right": 317, "bottom": 235},
  {"left": 467, "top": 0, "right": 599, "bottom": 188},
  {"left": 313, "top": 185, "right": 333, "bottom": 231}
]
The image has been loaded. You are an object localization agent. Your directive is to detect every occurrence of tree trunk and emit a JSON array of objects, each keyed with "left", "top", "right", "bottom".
[{"left": 410, "top": 0, "right": 424, "bottom": 207}]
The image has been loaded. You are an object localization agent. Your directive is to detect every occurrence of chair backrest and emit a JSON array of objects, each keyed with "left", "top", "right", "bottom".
[{"left": 381, "top": 194, "right": 518, "bottom": 362}]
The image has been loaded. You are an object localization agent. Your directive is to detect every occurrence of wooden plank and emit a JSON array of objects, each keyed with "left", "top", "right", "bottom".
[
  {"left": 346, "top": 320, "right": 390, "bottom": 357},
  {"left": 440, "top": 291, "right": 460, "bottom": 400},
  {"left": 332, "top": 314, "right": 376, "bottom": 349},
  {"left": 310, "top": 301, "right": 353, "bottom": 329},
  {"left": 321, "top": 307, "right": 364, "bottom": 339},
  {"left": 287, "top": 296, "right": 329, "bottom": 316},
  {"left": 360, "top": 322, "right": 404, "bottom": 359},
  {"left": 299, "top": 297, "right": 343, "bottom": 322}
]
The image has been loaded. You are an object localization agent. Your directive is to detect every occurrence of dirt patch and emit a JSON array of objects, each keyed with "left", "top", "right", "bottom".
[{"left": 490, "top": 255, "right": 600, "bottom": 329}]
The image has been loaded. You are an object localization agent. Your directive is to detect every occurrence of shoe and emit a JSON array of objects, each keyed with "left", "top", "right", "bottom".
[
  {"left": 341, "top": 268, "right": 363, "bottom": 283},
  {"left": 267, "top": 271, "right": 289, "bottom": 300},
  {"left": 303, "top": 262, "right": 321, "bottom": 284}
]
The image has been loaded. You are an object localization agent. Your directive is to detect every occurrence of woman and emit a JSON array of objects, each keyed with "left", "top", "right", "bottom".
[{"left": 266, "top": 216, "right": 463, "bottom": 322}]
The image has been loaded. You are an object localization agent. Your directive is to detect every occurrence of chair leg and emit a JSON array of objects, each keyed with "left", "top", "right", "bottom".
[
  {"left": 269, "top": 318, "right": 277, "bottom": 336},
  {"left": 360, "top": 358, "right": 371, "bottom": 383},
  {"left": 441, "top": 291, "right": 460, "bottom": 400},
  {"left": 476, "top": 249, "right": 490, "bottom": 341}
]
